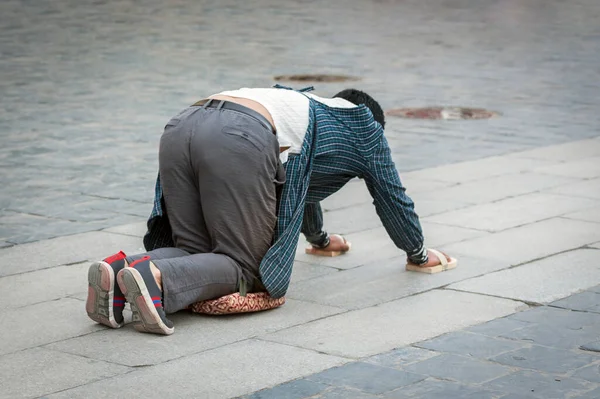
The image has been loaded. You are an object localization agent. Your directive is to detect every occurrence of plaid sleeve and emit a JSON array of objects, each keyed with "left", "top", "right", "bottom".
[
  {"left": 259, "top": 103, "right": 318, "bottom": 298},
  {"left": 301, "top": 202, "right": 330, "bottom": 247},
  {"left": 362, "top": 132, "right": 426, "bottom": 263},
  {"left": 258, "top": 155, "right": 308, "bottom": 298}
]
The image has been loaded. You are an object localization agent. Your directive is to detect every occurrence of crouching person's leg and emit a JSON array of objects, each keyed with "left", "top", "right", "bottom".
[
  {"left": 117, "top": 252, "right": 243, "bottom": 335},
  {"left": 86, "top": 247, "right": 188, "bottom": 329}
]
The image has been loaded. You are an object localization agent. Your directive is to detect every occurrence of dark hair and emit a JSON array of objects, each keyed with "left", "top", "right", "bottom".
[{"left": 334, "top": 88, "right": 385, "bottom": 128}]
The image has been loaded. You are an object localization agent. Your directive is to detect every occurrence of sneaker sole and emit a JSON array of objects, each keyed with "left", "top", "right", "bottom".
[
  {"left": 117, "top": 268, "right": 174, "bottom": 336},
  {"left": 86, "top": 261, "right": 123, "bottom": 329}
]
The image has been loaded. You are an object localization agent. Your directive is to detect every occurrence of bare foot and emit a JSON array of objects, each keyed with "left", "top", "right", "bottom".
[{"left": 320, "top": 234, "right": 351, "bottom": 252}]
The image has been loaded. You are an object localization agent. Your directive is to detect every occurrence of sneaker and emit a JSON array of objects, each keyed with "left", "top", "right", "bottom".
[
  {"left": 86, "top": 251, "right": 128, "bottom": 328},
  {"left": 117, "top": 257, "right": 174, "bottom": 335}
]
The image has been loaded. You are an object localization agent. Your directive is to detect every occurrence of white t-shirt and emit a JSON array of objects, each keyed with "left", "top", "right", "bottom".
[{"left": 210, "top": 88, "right": 357, "bottom": 162}]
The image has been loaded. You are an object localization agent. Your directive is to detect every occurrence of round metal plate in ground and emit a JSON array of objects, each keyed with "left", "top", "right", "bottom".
[
  {"left": 273, "top": 74, "right": 360, "bottom": 83},
  {"left": 386, "top": 107, "right": 499, "bottom": 120}
]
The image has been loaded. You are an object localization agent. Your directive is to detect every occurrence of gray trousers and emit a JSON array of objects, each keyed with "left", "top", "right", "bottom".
[{"left": 133, "top": 105, "right": 281, "bottom": 313}]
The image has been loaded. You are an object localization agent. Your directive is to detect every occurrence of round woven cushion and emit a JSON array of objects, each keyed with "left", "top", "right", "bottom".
[{"left": 189, "top": 292, "right": 285, "bottom": 315}]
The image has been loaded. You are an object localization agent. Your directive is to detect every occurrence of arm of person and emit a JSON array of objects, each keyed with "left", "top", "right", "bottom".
[
  {"left": 299, "top": 201, "right": 351, "bottom": 252},
  {"left": 362, "top": 134, "right": 451, "bottom": 266},
  {"left": 301, "top": 202, "right": 328, "bottom": 247}
]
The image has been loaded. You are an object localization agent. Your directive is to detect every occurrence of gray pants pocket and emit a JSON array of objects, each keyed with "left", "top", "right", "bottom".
[{"left": 222, "top": 126, "right": 267, "bottom": 152}]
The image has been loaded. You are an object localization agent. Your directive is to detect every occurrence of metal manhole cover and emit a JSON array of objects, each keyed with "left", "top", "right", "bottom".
[
  {"left": 274, "top": 74, "right": 360, "bottom": 83},
  {"left": 386, "top": 107, "right": 499, "bottom": 120}
]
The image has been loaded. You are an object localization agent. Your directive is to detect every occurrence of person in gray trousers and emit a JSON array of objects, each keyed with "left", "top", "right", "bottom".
[{"left": 86, "top": 99, "right": 290, "bottom": 336}]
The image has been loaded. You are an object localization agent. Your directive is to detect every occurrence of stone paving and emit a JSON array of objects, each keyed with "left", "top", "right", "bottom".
[
  {"left": 241, "top": 287, "right": 600, "bottom": 399},
  {"left": 1, "top": 138, "right": 599, "bottom": 398},
  {"left": 2, "top": 0, "right": 600, "bottom": 398}
]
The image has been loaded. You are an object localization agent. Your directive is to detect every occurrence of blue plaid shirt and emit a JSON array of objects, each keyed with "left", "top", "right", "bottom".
[{"left": 144, "top": 94, "right": 425, "bottom": 298}]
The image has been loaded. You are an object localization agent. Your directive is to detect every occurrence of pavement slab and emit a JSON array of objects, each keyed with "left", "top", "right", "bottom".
[
  {"left": 534, "top": 157, "right": 600, "bottom": 179},
  {"left": 424, "top": 193, "right": 599, "bottom": 232},
  {"left": 410, "top": 197, "right": 473, "bottom": 218},
  {"left": 0, "top": 211, "right": 65, "bottom": 242},
  {"left": 289, "top": 177, "right": 455, "bottom": 214},
  {"left": 306, "top": 362, "right": 425, "bottom": 395},
  {"left": 365, "top": 347, "right": 440, "bottom": 369},
  {"left": 401, "top": 156, "right": 556, "bottom": 185},
  {"left": 442, "top": 218, "right": 600, "bottom": 266},
  {"left": 499, "top": 323, "right": 600, "bottom": 350},
  {"left": 482, "top": 370, "right": 595, "bottom": 399},
  {"left": 466, "top": 317, "right": 532, "bottom": 337},
  {"left": 589, "top": 285, "right": 600, "bottom": 293},
  {"left": 382, "top": 379, "right": 503, "bottom": 399},
  {"left": 317, "top": 179, "right": 379, "bottom": 212},
  {"left": 580, "top": 342, "right": 600, "bottom": 354},
  {"left": 421, "top": 221, "right": 490, "bottom": 246},
  {"left": 262, "top": 290, "right": 524, "bottom": 359},
  {"left": 507, "top": 138, "right": 600, "bottom": 162},
  {"left": 401, "top": 176, "right": 458, "bottom": 196},
  {"left": 412, "top": 172, "right": 579, "bottom": 206},
  {"left": 318, "top": 198, "right": 472, "bottom": 235},
  {"left": 401, "top": 353, "right": 514, "bottom": 384},
  {"left": 546, "top": 178, "right": 600, "bottom": 200},
  {"left": 0, "top": 261, "right": 89, "bottom": 310},
  {"left": 287, "top": 252, "right": 510, "bottom": 310},
  {"left": 509, "top": 306, "right": 600, "bottom": 330},
  {"left": 244, "top": 379, "right": 330, "bottom": 399},
  {"left": 320, "top": 179, "right": 372, "bottom": 211},
  {"left": 76, "top": 198, "right": 150, "bottom": 218},
  {"left": 47, "top": 339, "right": 349, "bottom": 399},
  {"left": 0, "top": 348, "right": 131, "bottom": 399},
  {"left": 320, "top": 203, "right": 382, "bottom": 235},
  {"left": 2, "top": 215, "right": 144, "bottom": 245},
  {"left": 572, "top": 364, "right": 600, "bottom": 384},
  {"left": 46, "top": 299, "right": 345, "bottom": 366},
  {"left": 310, "top": 387, "right": 382, "bottom": 399},
  {"left": 415, "top": 331, "right": 528, "bottom": 359},
  {"left": 102, "top": 221, "right": 147, "bottom": 237},
  {"left": 551, "top": 291, "right": 600, "bottom": 313},
  {"left": 563, "top": 207, "right": 600, "bottom": 224},
  {"left": 490, "top": 345, "right": 598, "bottom": 374},
  {"left": 448, "top": 249, "right": 600, "bottom": 304},
  {"left": 7, "top": 197, "right": 146, "bottom": 223},
  {"left": 290, "top": 261, "right": 338, "bottom": 283},
  {"left": 577, "top": 387, "right": 600, "bottom": 399},
  {"left": 67, "top": 291, "right": 92, "bottom": 302},
  {"left": 0, "top": 231, "right": 144, "bottom": 277},
  {"left": 0, "top": 298, "right": 103, "bottom": 356}
]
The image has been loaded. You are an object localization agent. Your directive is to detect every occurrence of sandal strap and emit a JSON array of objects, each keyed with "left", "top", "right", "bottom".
[{"left": 427, "top": 248, "right": 448, "bottom": 266}]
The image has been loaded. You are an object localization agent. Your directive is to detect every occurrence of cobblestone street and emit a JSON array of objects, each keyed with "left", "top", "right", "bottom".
[{"left": 1, "top": 0, "right": 600, "bottom": 398}]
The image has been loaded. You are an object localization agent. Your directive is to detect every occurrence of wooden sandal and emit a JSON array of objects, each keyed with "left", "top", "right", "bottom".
[
  {"left": 305, "top": 234, "right": 352, "bottom": 257},
  {"left": 406, "top": 248, "right": 457, "bottom": 274}
]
